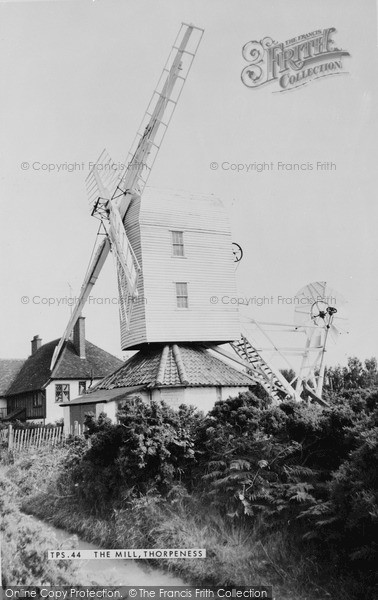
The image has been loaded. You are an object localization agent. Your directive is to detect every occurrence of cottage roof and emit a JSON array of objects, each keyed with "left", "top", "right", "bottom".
[
  {"left": 6, "top": 339, "right": 123, "bottom": 396},
  {"left": 59, "top": 386, "right": 144, "bottom": 406},
  {"left": 0, "top": 359, "right": 25, "bottom": 396},
  {"left": 92, "top": 344, "right": 254, "bottom": 391}
]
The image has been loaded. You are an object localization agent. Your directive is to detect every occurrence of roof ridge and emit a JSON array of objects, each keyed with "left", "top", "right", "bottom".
[
  {"left": 172, "top": 344, "right": 189, "bottom": 385},
  {"left": 156, "top": 345, "right": 169, "bottom": 385}
]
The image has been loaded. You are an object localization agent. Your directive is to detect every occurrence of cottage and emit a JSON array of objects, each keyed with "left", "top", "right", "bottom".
[{"left": 3, "top": 317, "right": 123, "bottom": 424}]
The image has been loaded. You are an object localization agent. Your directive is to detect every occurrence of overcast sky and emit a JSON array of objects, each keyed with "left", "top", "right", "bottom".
[{"left": 1, "top": 0, "right": 377, "bottom": 371}]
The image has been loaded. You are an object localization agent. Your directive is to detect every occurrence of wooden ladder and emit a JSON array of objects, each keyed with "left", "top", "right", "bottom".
[{"left": 232, "top": 335, "right": 294, "bottom": 402}]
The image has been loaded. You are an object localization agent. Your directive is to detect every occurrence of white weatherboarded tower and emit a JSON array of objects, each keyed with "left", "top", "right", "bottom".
[{"left": 123, "top": 188, "right": 240, "bottom": 349}]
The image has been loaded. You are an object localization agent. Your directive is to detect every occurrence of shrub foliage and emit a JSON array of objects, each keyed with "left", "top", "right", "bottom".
[
  {"left": 62, "top": 399, "right": 198, "bottom": 513},
  {"left": 58, "top": 381, "right": 378, "bottom": 597}
]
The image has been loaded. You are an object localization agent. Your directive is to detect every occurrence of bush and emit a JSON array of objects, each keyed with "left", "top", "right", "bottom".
[
  {"left": 60, "top": 399, "right": 201, "bottom": 514},
  {"left": 300, "top": 419, "right": 378, "bottom": 595},
  {"left": 194, "top": 390, "right": 378, "bottom": 596},
  {"left": 26, "top": 387, "right": 376, "bottom": 597},
  {"left": 195, "top": 393, "right": 318, "bottom": 522}
]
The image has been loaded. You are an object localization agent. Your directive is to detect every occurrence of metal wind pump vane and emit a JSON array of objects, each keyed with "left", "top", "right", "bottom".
[{"left": 223, "top": 281, "right": 348, "bottom": 405}]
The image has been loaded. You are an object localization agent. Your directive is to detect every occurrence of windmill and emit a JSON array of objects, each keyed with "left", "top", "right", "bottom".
[
  {"left": 51, "top": 23, "right": 204, "bottom": 370},
  {"left": 51, "top": 25, "right": 341, "bottom": 410}
]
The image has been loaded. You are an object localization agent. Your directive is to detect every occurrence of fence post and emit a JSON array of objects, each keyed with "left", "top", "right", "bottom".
[{"left": 8, "top": 424, "right": 13, "bottom": 451}]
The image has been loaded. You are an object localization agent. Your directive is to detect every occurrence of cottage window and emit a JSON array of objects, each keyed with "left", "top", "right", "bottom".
[
  {"left": 55, "top": 384, "right": 70, "bottom": 403},
  {"left": 171, "top": 231, "right": 184, "bottom": 257},
  {"left": 32, "top": 392, "right": 43, "bottom": 407},
  {"left": 175, "top": 282, "right": 188, "bottom": 308},
  {"left": 78, "top": 381, "right": 87, "bottom": 395}
]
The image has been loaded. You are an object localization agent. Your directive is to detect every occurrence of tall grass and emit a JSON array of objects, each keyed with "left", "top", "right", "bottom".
[
  {"left": 23, "top": 476, "right": 328, "bottom": 599},
  {"left": 0, "top": 462, "right": 77, "bottom": 586},
  {"left": 3, "top": 445, "right": 354, "bottom": 599}
]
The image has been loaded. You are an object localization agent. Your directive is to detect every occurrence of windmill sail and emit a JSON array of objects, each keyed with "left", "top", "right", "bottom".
[
  {"left": 117, "top": 23, "right": 204, "bottom": 205},
  {"left": 50, "top": 238, "right": 110, "bottom": 371},
  {"left": 87, "top": 22, "right": 204, "bottom": 219},
  {"left": 50, "top": 23, "right": 204, "bottom": 371},
  {"left": 86, "top": 149, "right": 120, "bottom": 211},
  {"left": 107, "top": 203, "right": 141, "bottom": 329}
]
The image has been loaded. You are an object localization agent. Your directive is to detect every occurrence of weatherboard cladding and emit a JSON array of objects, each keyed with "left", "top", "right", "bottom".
[
  {"left": 142, "top": 223, "right": 239, "bottom": 342},
  {"left": 140, "top": 188, "right": 231, "bottom": 232},
  {"left": 121, "top": 188, "right": 240, "bottom": 350},
  {"left": 93, "top": 344, "right": 253, "bottom": 390},
  {"left": 6, "top": 339, "right": 123, "bottom": 396}
]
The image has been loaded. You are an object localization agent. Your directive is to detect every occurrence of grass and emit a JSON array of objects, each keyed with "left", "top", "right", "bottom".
[
  {"left": 1, "top": 445, "right": 354, "bottom": 599},
  {"left": 22, "top": 480, "right": 329, "bottom": 599},
  {"left": 0, "top": 445, "right": 117, "bottom": 586},
  {"left": 0, "top": 460, "right": 77, "bottom": 586}
]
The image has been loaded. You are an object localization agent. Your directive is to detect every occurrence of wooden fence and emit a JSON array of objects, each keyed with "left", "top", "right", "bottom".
[{"left": 0, "top": 422, "right": 87, "bottom": 452}]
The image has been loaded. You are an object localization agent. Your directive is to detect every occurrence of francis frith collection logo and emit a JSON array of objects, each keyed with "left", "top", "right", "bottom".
[{"left": 241, "top": 27, "right": 350, "bottom": 92}]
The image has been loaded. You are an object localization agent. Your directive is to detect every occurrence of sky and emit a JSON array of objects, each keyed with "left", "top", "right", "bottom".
[{"left": 1, "top": 0, "right": 377, "bottom": 371}]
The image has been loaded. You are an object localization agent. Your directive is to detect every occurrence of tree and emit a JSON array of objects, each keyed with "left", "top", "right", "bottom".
[{"left": 325, "top": 356, "right": 378, "bottom": 394}]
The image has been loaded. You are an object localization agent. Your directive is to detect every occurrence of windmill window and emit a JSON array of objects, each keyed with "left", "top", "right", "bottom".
[
  {"left": 55, "top": 384, "right": 70, "bottom": 403},
  {"left": 171, "top": 231, "right": 185, "bottom": 257},
  {"left": 78, "top": 381, "right": 87, "bottom": 395},
  {"left": 176, "top": 282, "right": 188, "bottom": 308}
]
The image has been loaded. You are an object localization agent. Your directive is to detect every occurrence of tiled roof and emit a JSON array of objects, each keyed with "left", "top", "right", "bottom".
[
  {"left": 6, "top": 339, "right": 123, "bottom": 396},
  {"left": 60, "top": 386, "right": 144, "bottom": 406},
  {"left": 0, "top": 360, "right": 25, "bottom": 396},
  {"left": 53, "top": 340, "right": 123, "bottom": 380},
  {"left": 93, "top": 344, "right": 254, "bottom": 390}
]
